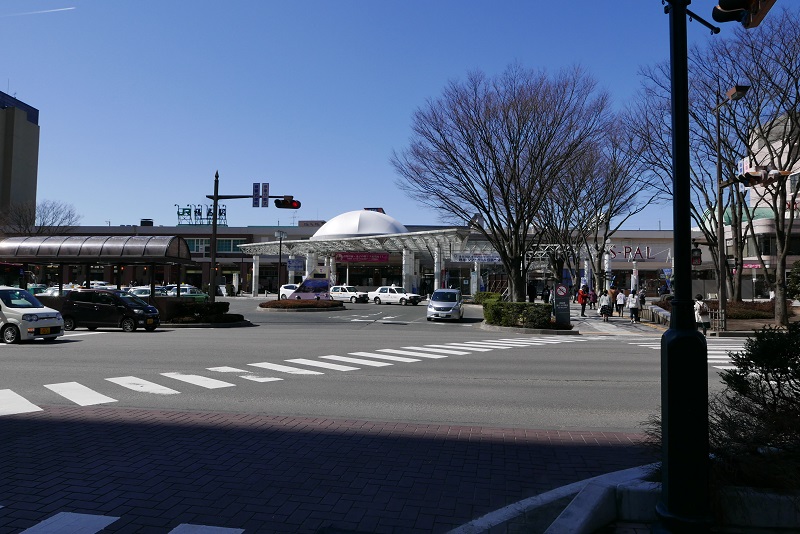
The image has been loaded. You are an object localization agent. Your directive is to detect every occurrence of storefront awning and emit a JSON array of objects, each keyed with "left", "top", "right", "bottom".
[{"left": 0, "top": 235, "right": 194, "bottom": 265}]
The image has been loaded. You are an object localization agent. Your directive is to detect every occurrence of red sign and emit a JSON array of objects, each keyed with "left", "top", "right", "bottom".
[{"left": 335, "top": 252, "right": 389, "bottom": 263}]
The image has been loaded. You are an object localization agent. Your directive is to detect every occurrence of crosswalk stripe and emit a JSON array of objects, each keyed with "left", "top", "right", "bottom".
[
  {"left": 377, "top": 349, "right": 448, "bottom": 359},
  {"left": 500, "top": 337, "right": 564, "bottom": 344},
  {"left": 348, "top": 351, "right": 421, "bottom": 362},
  {"left": 285, "top": 358, "right": 359, "bottom": 371},
  {"left": 321, "top": 355, "right": 393, "bottom": 367},
  {"left": 207, "top": 367, "right": 284, "bottom": 383},
  {"left": 439, "top": 343, "right": 493, "bottom": 352},
  {"left": 460, "top": 341, "right": 515, "bottom": 349},
  {"left": 21, "top": 512, "right": 119, "bottom": 533},
  {"left": 160, "top": 373, "right": 236, "bottom": 389},
  {"left": 473, "top": 340, "right": 531, "bottom": 346},
  {"left": 0, "top": 389, "right": 42, "bottom": 416},
  {"left": 497, "top": 338, "right": 553, "bottom": 345},
  {"left": 169, "top": 525, "right": 244, "bottom": 533},
  {"left": 407, "top": 346, "right": 471, "bottom": 355},
  {"left": 714, "top": 365, "right": 737, "bottom": 370},
  {"left": 106, "top": 376, "right": 181, "bottom": 394},
  {"left": 44, "top": 382, "right": 117, "bottom": 406},
  {"left": 248, "top": 362, "right": 324, "bottom": 375}
]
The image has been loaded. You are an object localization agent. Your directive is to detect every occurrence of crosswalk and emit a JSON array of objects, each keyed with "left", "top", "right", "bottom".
[
  {"left": 10, "top": 510, "right": 243, "bottom": 533},
  {"left": 0, "top": 336, "right": 587, "bottom": 417},
  {"left": 627, "top": 338, "right": 747, "bottom": 370}
]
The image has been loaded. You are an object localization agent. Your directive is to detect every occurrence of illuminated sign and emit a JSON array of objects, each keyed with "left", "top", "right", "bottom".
[{"left": 335, "top": 252, "right": 389, "bottom": 263}]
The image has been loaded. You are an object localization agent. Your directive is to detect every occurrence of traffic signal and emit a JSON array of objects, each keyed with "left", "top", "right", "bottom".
[
  {"left": 274, "top": 195, "right": 301, "bottom": 209},
  {"left": 712, "top": 0, "right": 776, "bottom": 29},
  {"left": 736, "top": 168, "right": 791, "bottom": 186}
]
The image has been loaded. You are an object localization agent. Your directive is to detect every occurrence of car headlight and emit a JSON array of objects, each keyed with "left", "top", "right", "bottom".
[
  {"left": 427, "top": 303, "right": 434, "bottom": 309},
  {"left": 134, "top": 309, "right": 145, "bottom": 314},
  {"left": 56, "top": 312, "right": 63, "bottom": 321},
  {"left": 22, "top": 314, "right": 39, "bottom": 321}
]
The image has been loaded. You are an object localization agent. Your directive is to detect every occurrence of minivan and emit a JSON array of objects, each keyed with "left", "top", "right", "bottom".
[
  {"left": 426, "top": 289, "right": 464, "bottom": 321},
  {"left": 0, "top": 286, "right": 64, "bottom": 343},
  {"left": 61, "top": 289, "right": 160, "bottom": 332}
]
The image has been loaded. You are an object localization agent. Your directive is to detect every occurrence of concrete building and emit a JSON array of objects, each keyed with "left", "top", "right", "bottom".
[{"left": 0, "top": 91, "right": 40, "bottom": 212}]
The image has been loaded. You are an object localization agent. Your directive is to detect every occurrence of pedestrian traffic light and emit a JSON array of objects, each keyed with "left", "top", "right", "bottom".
[
  {"left": 736, "top": 169, "right": 769, "bottom": 186},
  {"left": 274, "top": 195, "right": 301, "bottom": 209},
  {"left": 712, "top": 0, "right": 776, "bottom": 29},
  {"left": 691, "top": 247, "right": 703, "bottom": 266}
]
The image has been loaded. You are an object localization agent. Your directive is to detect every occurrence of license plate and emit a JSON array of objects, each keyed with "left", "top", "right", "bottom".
[
  {"left": 40, "top": 327, "right": 50, "bottom": 334},
  {"left": 146, "top": 319, "right": 154, "bottom": 324}
]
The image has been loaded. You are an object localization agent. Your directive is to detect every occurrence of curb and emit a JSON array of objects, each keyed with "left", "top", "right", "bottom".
[
  {"left": 479, "top": 322, "right": 579, "bottom": 335},
  {"left": 160, "top": 320, "right": 255, "bottom": 328}
]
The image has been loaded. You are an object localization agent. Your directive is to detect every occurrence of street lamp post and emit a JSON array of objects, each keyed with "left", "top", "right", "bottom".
[
  {"left": 714, "top": 85, "right": 750, "bottom": 332},
  {"left": 209, "top": 171, "right": 220, "bottom": 303},
  {"left": 275, "top": 231, "right": 287, "bottom": 289}
]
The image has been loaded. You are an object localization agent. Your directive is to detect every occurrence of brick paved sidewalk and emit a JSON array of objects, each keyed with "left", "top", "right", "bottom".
[{"left": 0, "top": 406, "right": 651, "bottom": 533}]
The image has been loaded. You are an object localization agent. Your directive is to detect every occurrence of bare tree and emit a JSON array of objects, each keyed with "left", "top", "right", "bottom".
[
  {"left": 0, "top": 200, "right": 82, "bottom": 236},
  {"left": 393, "top": 64, "right": 610, "bottom": 301}
]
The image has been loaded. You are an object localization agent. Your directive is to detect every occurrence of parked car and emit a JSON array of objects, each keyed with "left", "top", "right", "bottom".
[
  {"left": 329, "top": 285, "right": 369, "bottom": 303},
  {"left": 61, "top": 289, "right": 160, "bottom": 332},
  {"left": 367, "top": 285, "right": 423, "bottom": 305},
  {"left": 129, "top": 286, "right": 168, "bottom": 298},
  {"left": 167, "top": 287, "right": 209, "bottom": 301},
  {"left": 27, "top": 284, "right": 48, "bottom": 295},
  {"left": 426, "top": 288, "right": 464, "bottom": 321},
  {"left": 0, "top": 286, "right": 64, "bottom": 343},
  {"left": 279, "top": 284, "right": 299, "bottom": 299},
  {"left": 39, "top": 286, "right": 76, "bottom": 297}
]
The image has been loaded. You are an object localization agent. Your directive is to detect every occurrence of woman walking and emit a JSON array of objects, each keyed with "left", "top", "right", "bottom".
[
  {"left": 598, "top": 290, "right": 613, "bottom": 322},
  {"left": 577, "top": 285, "right": 590, "bottom": 317},
  {"left": 627, "top": 289, "right": 640, "bottom": 323},
  {"left": 615, "top": 289, "right": 627, "bottom": 317},
  {"left": 694, "top": 294, "right": 711, "bottom": 335}
]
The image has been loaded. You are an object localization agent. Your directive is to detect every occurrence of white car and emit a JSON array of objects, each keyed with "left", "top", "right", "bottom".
[
  {"left": 426, "top": 288, "right": 464, "bottom": 321},
  {"left": 0, "top": 286, "right": 64, "bottom": 343},
  {"left": 367, "top": 285, "right": 423, "bottom": 305},
  {"left": 279, "top": 284, "right": 299, "bottom": 299},
  {"left": 329, "top": 285, "right": 368, "bottom": 303}
]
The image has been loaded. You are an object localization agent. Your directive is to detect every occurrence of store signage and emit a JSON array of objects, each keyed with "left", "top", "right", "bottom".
[
  {"left": 334, "top": 252, "right": 389, "bottom": 263},
  {"left": 608, "top": 245, "right": 659, "bottom": 260},
  {"left": 743, "top": 263, "right": 762, "bottom": 269},
  {"left": 451, "top": 253, "right": 502, "bottom": 263},
  {"left": 286, "top": 259, "right": 305, "bottom": 271}
]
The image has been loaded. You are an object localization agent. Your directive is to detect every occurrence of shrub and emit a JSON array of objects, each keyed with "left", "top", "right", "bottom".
[
  {"left": 259, "top": 299, "right": 345, "bottom": 310},
  {"left": 657, "top": 299, "right": 793, "bottom": 319},
  {"left": 474, "top": 291, "right": 502, "bottom": 305},
  {"left": 483, "top": 301, "right": 558, "bottom": 329},
  {"left": 787, "top": 260, "right": 800, "bottom": 300}
]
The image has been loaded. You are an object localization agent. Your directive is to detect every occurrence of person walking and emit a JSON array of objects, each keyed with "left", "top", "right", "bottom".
[
  {"left": 589, "top": 288, "right": 597, "bottom": 309},
  {"left": 694, "top": 294, "right": 711, "bottom": 335},
  {"left": 541, "top": 285, "right": 551, "bottom": 304},
  {"left": 577, "top": 285, "right": 590, "bottom": 317},
  {"left": 615, "top": 289, "right": 627, "bottom": 317},
  {"left": 627, "top": 289, "right": 640, "bottom": 323},
  {"left": 598, "top": 290, "right": 613, "bottom": 322}
]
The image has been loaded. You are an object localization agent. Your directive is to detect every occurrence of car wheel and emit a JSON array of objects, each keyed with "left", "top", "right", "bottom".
[
  {"left": 400, "top": 298, "right": 407, "bottom": 306},
  {"left": 121, "top": 318, "right": 137, "bottom": 332},
  {"left": 87, "top": 326, "right": 97, "bottom": 331},
  {"left": 411, "top": 301, "right": 419, "bottom": 305},
  {"left": 63, "top": 317, "right": 76, "bottom": 331},
  {"left": 426, "top": 317, "right": 432, "bottom": 321},
  {"left": 144, "top": 325, "right": 157, "bottom": 332},
  {"left": 43, "top": 337, "right": 58, "bottom": 342},
  {"left": 374, "top": 297, "right": 381, "bottom": 304},
  {"left": 350, "top": 296, "right": 357, "bottom": 303},
  {"left": 2, "top": 325, "right": 20, "bottom": 344},
  {"left": 280, "top": 294, "right": 287, "bottom": 300}
]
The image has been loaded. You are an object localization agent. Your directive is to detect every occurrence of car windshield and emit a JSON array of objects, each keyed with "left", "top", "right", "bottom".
[
  {"left": 432, "top": 291, "right": 458, "bottom": 302},
  {"left": 116, "top": 292, "right": 149, "bottom": 307},
  {"left": 344, "top": 287, "right": 357, "bottom": 292},
  {"left": 393, "top": 287, "right": 406, "bottom": 293},
  {"left": 0, "top": 289, "right": 44, "bottom": 309}
]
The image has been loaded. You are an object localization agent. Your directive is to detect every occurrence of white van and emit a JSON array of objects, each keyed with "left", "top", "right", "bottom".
[{"left": 0, "top": 286, "right": 64, "bottom": 343}]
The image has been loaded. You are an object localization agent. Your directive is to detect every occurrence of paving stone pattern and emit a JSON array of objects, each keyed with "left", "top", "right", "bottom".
[{"left": 0, "top": 406, "right": 650, "bottom": 533}]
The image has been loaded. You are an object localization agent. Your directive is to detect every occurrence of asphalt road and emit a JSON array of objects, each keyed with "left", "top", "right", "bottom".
[{"left": 0, "top": 298, "right": 734, "bottom": 433}]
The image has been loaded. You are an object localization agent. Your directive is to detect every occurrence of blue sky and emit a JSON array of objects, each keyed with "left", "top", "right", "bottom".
[{"left": 2, "top": 1, "right": 729, "bottom": 230}]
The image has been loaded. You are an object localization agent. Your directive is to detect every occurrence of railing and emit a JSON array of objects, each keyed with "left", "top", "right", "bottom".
[{"left": 709, "top": 309, "right": 726, "bottom": 332}]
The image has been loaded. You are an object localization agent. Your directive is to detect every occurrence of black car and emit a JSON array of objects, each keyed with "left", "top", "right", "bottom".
[{"left": 61, "top": 289, "right": 160, "bottom": 332}]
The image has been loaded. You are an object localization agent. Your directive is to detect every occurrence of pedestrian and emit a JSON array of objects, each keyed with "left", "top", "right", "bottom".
[
  {"left": 694, "top": 294, "right": 711, "bottom": 335},
  {"left": 541, "top": 285, "right": 551, "bottom": 304},
  {"left": 598, "top": 289, "right": 613, "bottom": 322},
  {"left": 627, "top": 289, "right": 640, "bottom": 323},
  {"left": 589, "top": 288, "right": 597, "bottom": 309},
  {"left": 615, "top": 289, "right": 627, "bottom": 317},
  {"left": 577, "top": 285, "right": 590, "bottom": 317}
]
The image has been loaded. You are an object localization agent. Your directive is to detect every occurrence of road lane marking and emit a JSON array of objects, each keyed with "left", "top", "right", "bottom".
[
  {"left": 21, "top": 512, "right": 119, "bottom": 533},
  {"left": 407, "top": 346, "right": 471, "bottom": 355},
  {"left": 44, "top": 382, "right": 117, "bottom": 406},
  {"left": 207, "top": 367, "right": 284, "bottom": 382},
  {"left": 459, "top": 341, "right": 516, "bottom": 349},
  {"left": 0, "top": 389, "right": 42, "bottom": 416},
  {"left": 106, "top": 376, "right": 181, "bottom": 394},
  {"left": 348, "top": 351, "right": 421, "bottom": 362},
  {"left": 376, "top": 349, "right": 448, "bottom": 359},
  {"left": 160, "top": 373, "right": 236, "bottom": 389},
  {"left": 285, "top": 359, "right": 359, "bottom": 371},
  {"left": 320, "top": 355, "right": 393, "bottom": 367},
  {"left": 438, "top": 343, "right": 493, "bottom": 352},
  {"left": 248, "top": 362, "right": 324, "bottom": 375}
]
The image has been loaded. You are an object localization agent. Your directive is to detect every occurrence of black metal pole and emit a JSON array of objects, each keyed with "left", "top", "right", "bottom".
[
  {"left": 657, "top": 1, "right": 711, "bottom": 531},
  {"left": 209, "top": 171, "right": 219, "bottom": 304}
]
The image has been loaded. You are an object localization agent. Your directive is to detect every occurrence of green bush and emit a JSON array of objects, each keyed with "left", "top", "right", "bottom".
[
  {"left": 474, "top": 291, "right": 502, "bottom": 305},
  {"left": 787, "top": 260, "right": 800, "bottom": 300},
  {"left": 483, "top": 301, "right": 555, "bottom": 329}
]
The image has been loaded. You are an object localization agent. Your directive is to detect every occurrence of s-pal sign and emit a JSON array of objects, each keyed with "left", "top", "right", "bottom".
[{"left": 608, "top": 245, "right": 664, "bottom": 261}]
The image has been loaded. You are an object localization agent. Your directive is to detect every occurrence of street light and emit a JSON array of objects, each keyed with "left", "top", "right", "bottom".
[
  {"left": 275, "top": 231, "right": 287, "bottom": 288},
  {"left": 714, "top": 84, "right": 749, "bottom": 332}
]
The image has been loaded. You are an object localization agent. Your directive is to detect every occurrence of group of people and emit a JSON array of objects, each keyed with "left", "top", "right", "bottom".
[{"left": 576, "top": 285, "right": 645, "bottom": 323}]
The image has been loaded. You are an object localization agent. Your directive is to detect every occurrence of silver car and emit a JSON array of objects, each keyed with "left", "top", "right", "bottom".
[{"left": 426, "top": 289, "right": 463, "bottom": 321}]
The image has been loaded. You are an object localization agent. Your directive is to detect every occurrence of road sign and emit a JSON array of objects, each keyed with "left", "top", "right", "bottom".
[
  {"left": 261, "top": 183, "right": 269, "bottom": 207},
  {"left": 252, "top": 182, "right": 269, "bottom": 207},
  {"left": 252, "top": 183, "right": 260, "bottom": 207}
]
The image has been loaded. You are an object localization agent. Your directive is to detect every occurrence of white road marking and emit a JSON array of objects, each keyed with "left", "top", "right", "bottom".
[
  {"left": 169, "top": 524, "right": 244, "bottom": 533},
  {"left": 714, "top": 366, "right": 737, "bottom": 370},
  {"left": 472, "top": 340, "right": 534, "bottom": 347},
  {"left": 248, "top": 362, "right": 324, "bottom": 375},
  {"left": 408, "top": 346, "right": 471, "bottom": 355},
  {"left": 348, "top": 351, "right": 421, "bottom": 362},
  {"left": 459, "top": 341, "right": 516, "bottom": 349},
  {"left": 207, "top": 367, "right": 284, "bottom": 383},
  {"left": 160, "top": 373, "right": 236, "bottom": 389},
  {"left": 439, "top": 343, "right": 493, "bottom": 352},
  {"left": 377, "top": 349, "right": 448, "bottom": 359},
  {"left": 61, "top": 332, "right": 106, "bottom": 337},
  {"left": 285, "top": 359, "right": 359, "bottom": 371},
  {"left": 320, "top": 355, "right": 393, "bottom": 367},
  {"left": 21, "top": 512, "right": 119, "bottom": 533},
  {"left": 0, "top": 389, "right": 42, "bottom": 416},
  {"left": 44, "top": 382, "right": 117, "bottom": 406},
  {"left": 106, "top": 376, "right": 181, "bottom": 394}
]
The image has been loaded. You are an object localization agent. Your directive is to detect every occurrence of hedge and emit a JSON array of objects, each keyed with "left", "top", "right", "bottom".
[
  {"left": 483, "top": 301, "right": 556, "bottom": 329},
  {"left": 473, "top": 291, "right": 502, "bottom": 305}
]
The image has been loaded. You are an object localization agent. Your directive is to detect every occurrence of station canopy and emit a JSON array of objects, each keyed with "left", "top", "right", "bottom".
[
  {"left": 0, "top": 235, "right": 193, "bottom": 265},
  {"left": 238, "top": 210, "right": 486, "bottom": 258}
]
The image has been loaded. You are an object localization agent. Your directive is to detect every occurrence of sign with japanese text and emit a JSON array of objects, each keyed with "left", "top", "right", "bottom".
[{"left": 334, "top": 252, "right": 389, "bottom": 263}]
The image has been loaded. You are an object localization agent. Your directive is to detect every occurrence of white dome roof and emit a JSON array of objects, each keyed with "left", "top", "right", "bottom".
[{"left": 311, "top": 210, "right": 408, "bottom": 240}]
